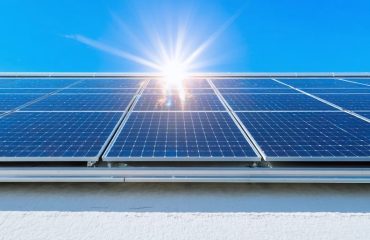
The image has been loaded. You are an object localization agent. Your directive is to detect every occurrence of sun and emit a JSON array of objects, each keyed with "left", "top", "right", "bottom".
[{"left": 160, "top": 60, "right": 188, "bottom": 101}]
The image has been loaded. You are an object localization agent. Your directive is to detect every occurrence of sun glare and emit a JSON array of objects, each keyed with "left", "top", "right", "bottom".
[{"left": 161, "top": 60, "right": 188, "bottom": 101}]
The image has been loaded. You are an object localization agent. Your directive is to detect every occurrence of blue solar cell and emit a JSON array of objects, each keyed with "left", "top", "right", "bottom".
[
  {"left": 0, "top": 79, "right": 78, "bottom": 88},
  {"left": 23, "top": 94, "right": 135, "bottom": 111},
  {"left": 0, "top": 112, "right": 122, "bottom": 160},
  {"left": 218, "top": 88, "right": 298, "bottom": 94},
  {"left": 60, "top": 88, "right": 138, "bottom": 94},
  {"left": 104, "top": 112, "right": 258, "bottom": 160},
  {"left": 134, "top": 94, "right": 225, "bottom": 111},
  {"left": 237, "top": 112, "right": 370, "bottom": 160},
  {"left": 147, "top": 79, "right": 211, "bottom": 88},
  {"left": 316, "top": 94, "right": 370, "bottom": 110},
  {"left": 143, "top": 88, "right": 215, "bottom": 94},
  {"left": 303, "top": 88, "right": 370, "bottom": 94},
  {"left": 212, "top": 79, "right": 285, "bottom": 88},
  {"left": 0, "top": 94, "right": 45, "bottom": 111},
  {"left": 222, "top": 94, "right": 334, "bottom": 111},
  {"left": 0, "top": 89, "right": 57, "bottom": 93},
  {"left": 280, "top": 78, "right": 365, "bottom": 88},
  {"left": 72, "top": 79, "right": 144, "bottom": 88}
]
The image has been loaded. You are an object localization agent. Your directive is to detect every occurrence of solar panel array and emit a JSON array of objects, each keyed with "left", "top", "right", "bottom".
[{"left": 0, "top": 77, "right": 369, "bottom": 163}]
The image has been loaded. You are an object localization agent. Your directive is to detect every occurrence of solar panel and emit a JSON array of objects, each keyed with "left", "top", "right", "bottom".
[
  {"left": 0, "top": 89, "right": 58, "bottom": 93},
  {"left": 236, "top": 111, "right": 370, "bottom": 161},
  {"left": 72, "top": 79, "right": 144, "bottom": 88},
  {"left": 212, "top": 79, "right": 285, "bottom": 88},
  {"left": 104, "top": 111, "right": 259, "bottom": 161},
  {"left": 316, "top": 94, "right": 370, "bottom": 110},
  {"left": 0, "top": 112, "right": 122, "bottom": 161},
  {"left": 222, "top": 93, "right": 335, "bottom": 111},
  {"left": 143, "top": 88, "right": 215, "bottom": 94},
  {"left": 22, "top": 94, "right": 135, "bottom": 111},
  {"left": 60, "top": 88, "right": 138, "bottom": 94},
  {"left": 280, "top": 78, "right": 366, "bottom": 88},
  {"left": 147, "top": 79, "right": 211, "bottom": 88},
  {"left": 0, "top": 94, "right": 45, "bottom": 111},
  {"left": 0, "top": 79, "right": 79, "bottom": 88},
  {"left": 303, "top": 88, "right": 370, "bottom": 94},
  {"left": 133, "top": 94, "right": 226, "bottom": 111},
  {"left": 218, "top": 88, "right": 298, "bottom": 94}
]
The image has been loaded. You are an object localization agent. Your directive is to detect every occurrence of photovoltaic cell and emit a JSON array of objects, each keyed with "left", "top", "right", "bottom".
[
  {"left": 218, "top": 88, "right": 298, "bottom": 94},
  {"left": 0, "top": 112, "right": 122, "bottom": 161},
  {"left": 0, "top": 94, "right": 45, "bottom": 111},
  {"left": 280, "top": 78, "right": 365, "bottom": 88},
  {"left": 104, "top": 112, "right": 258, "bottom": 160},
  {"left": 0, "top": 79, "right": 78, "bottom": 88},
  {"left": 237, "top": 111, "right": 370, "bottom": 160},
  {"left": 212, "top": 79, "right": 285, "bottom": 88},
  {"left": 222, "top": 94, "right": 335, "bottom": 111},
  {"left": 23, "top": 94, "right": 135, "bottom": 111},
  {"left": 60, "top": 88, "right": 138, "bottom": 94},
  {"left": 316, "top": 94, "right": 370, "bottom": 110},
  {"left": 72, "top": 79, "right": 144, "bottom": 88},
  {"left": 133, "top": 94, "right": 225, "bottom": 111},
  {"left": 147, "top": 79, "right": 211, "bottom": 88}
]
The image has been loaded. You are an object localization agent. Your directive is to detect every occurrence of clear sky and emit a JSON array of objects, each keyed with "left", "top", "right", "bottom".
[{"left": 1, "top": 0, "right": 370, "bottom": 72}]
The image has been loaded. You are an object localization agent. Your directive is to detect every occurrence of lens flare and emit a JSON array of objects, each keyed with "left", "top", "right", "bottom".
[{"left": 161, "top": 61, "right": 188, "bottom": 101}]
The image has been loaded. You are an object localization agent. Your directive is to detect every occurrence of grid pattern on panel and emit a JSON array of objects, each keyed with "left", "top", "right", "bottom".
[
  {"left": 143, "top": 88, "right": 215, "bottom": 94},
  {"left": 72, "top": 79, "right": 144, "bottom": 88},
  {"left": 147, "top": 79, "right": 211, "bottom": 88},
  {"left": 280, "top": 78, "right": 365, "bottom": 88},
  {"left": 0, "top": 94, "right": 45, "bottom": 111},
  {"left": 316, "top": 94, "right": 370, "bottom": 110},
  {"left": 218, "top": 88, "right": 298, "bottom": 94},
  {"left": 134, "top": 94, "right": 225, "bottom": 111},
  {"left": 0, "top": 79, "right": 78, "bottom": 88},
  {"left": 106, "top": 112, "right": 257, "bottom": 159},
  {"left": 0, "top": 112, "right": 121, "bottom": 158},
  {"left": 60, "top": 88, "right": 138, "bottom": 94},
  {"left": 212, "top": 79, "right": 286, "bottom": 88},
  {"left": 303, "top": 88, "right": 370, "bottom": 94},
  {"left": 23, "top": 94, "right": 135, "bottom": 111},
  {"left": 237, "top": 112, "right": 370, "bottom": 159},
  {"left": 222, "top": 94, "right": 334, "bottom": 111}
]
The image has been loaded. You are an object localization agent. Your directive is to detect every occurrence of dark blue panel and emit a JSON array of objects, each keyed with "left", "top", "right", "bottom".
[
  {"left": 147, "top": 79, "right": 211, "bottom": 88},
  {"left": 0, "top": 112, "right": 122, "bottom": 160},
  {"left": 218, "top": 88, "right": 298, "bottom": 94},
  {"left": 143, "top": 88, "right": 215, "bottom": 94},
  {"left": 134, "top": 94, "right": 225, "bottom": 111},
  {"left": 212, "top": 79, "right": 285, "bottom": 88},
  {"left": 223, "top": 94, "right": 334, "bottom": 111},
  {"left": 0, "top": 89, "right": 57, "bottom": 93},
  {"left": 0, "top": 94, "right": 44, "bottom": 111},
  {"left": 23, "top": 94, "right": 135, "bottom": 111},
  {"left": 303, "top": 88, "right": 370, "bottom": 94},
  {"left": 60, "top": 88, "right": 138, "bottom": 94},
  {"left": 105, "top": 112, "right": 258, "bottom": 160},
  {"left": 237, "top": 112, "right": 370, "bottom": 160},
  {"left": 73, "top": 79, "right": 144, "bottom": 88},
  {"left": 280, "top": 78, "right": 365, "bottom": 88},
  {"left": 0, "top": 79, "right": 78, "bottom": 88},
  {"left": 316, "top": 94, "right": 370, "bottom": 110}
]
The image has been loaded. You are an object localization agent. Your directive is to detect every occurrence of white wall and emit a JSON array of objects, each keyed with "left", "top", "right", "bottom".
[{"left": 0, "top": 183, "right": 370, "bottom": 240}]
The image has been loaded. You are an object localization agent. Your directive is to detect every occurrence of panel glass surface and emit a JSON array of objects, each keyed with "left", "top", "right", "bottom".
[
  {"left": 105, "top": 112, "right": 258, "bottom": 160},
  {"left": 344, "top": 78, "right": 370, "bottom": 85},
  {"left": 0, "top": 79, "right": 78, "bottom": 88},
  {"left": 212, "top": 79, "right": 285, "bottom": 88},
  {"left": 316, "top": 94, "right": 370, "bottom": 110},
  {"left": 303, "top": 88, "right": 370, "bottom": 94},
  {"left": 134, "top": 94, "right": 225, "bottom": 111},
  {"left": 357, "top": 112, "right": 370, "bottom": 119},
  {"left": 0, "top": 112, "right": 122, "bottom": 160},
  {"left": 0, "top": 89, "right": 57, "bottom": 93},
  {"left": 237, "top": 112, "right": 370, "bottom": 160},
  {"left": 143, "top": 88, "right": 215, "bottom": 94},
  {"left": 147, "top": 79, "right": 211, "bottom": 88},
  {"left": 60, "top": 88, "right": 138, "bottom": 94},
  {"left": 0, "top": 94, "right": 44, "bottom": 111},
  {"left": 222, "top": 94, "right": 335, "bottom": 111},
  {"left": 280, "top": 78, "right": 365, "bottom": 88},
  {"left": 218, "top": 88, "right": 298, "bottom": 94},
  {"left": 72, "top": 79, "right": 144, "bottom": 88},
  {"left": 23, "top": 94, "right": 135, "bottom": 111}
]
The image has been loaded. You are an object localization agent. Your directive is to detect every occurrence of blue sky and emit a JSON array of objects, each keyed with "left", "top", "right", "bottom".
[{"left": 1, "top": 0, "right": 370, "bottom": 72}]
